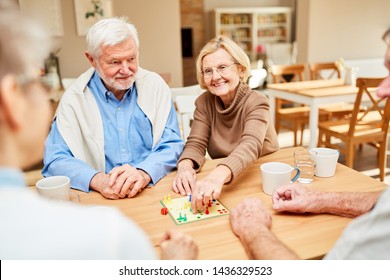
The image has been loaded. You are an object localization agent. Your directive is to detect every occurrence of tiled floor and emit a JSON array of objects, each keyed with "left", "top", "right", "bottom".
[{"left": 278, "top": 128, "right": 390, "bottom": 185}]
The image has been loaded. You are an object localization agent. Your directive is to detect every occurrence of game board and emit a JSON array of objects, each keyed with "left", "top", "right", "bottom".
[{"left": 160, "top": 195, "right": 230, "bottom": 225}]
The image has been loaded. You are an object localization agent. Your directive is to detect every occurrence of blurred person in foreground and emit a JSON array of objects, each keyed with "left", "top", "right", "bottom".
[
  {"left": 230, "top": 27, "right": 390, "bottom": 260},
  {"left": 173, "top": 36, "right": 279, "bottom": 213},
  {"left": 43, "top": 17, "right": 183, "bottom": 199},
  {"left": 0, "top": 1, "right": 197, "bottom": 260}
]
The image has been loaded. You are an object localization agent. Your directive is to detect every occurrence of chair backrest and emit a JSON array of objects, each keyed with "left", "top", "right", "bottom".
[
  {"left": 265, "top": 41, "right": 298, "bottom": 66},
  {"left": 348, "top": 77, "right": 390, "bottom": 137},
  {"left": 309, "top": 62, "right": 341, "bottom": 80},
  {"left": 170, "top": 84, "right": 203, "bottom": 103},
  {"left": 175, "top": 95, "right": 198, "bottom": 141},
  {"left": 269, "top": 64, "right": 305, "bottom": 83},
  {"left": 170, "top": 85, "right": 204, "bottom": 140},
  {"left": 248, "top": 68, "right": 267, "bottom": 89}
]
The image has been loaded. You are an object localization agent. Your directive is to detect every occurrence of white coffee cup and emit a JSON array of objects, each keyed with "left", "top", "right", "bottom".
[
  {"left": 309, "top": 148, "right": 340, "bottom": 177},
  {"left": 260, "top": 162, "right": 300, "bottom": 195},
  {"left": 36, "top": 176, "right": 70, "bottom": 201}
]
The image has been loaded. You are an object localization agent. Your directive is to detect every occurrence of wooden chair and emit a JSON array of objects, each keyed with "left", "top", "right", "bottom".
[
  {"left": 318, "top": 77, "right": 390, "bottom": 181},
  {"left": 309, "top": 62, "right": 341, "bottom": 80},
  {"left": 170, "top": 85, "right": 204, "bottom": 140},
  {"left": 310, "top": 62, "right": 366, "bottom": 120},
  {"left": 269, "top": 64, "right": 310, "bottom": 146}
]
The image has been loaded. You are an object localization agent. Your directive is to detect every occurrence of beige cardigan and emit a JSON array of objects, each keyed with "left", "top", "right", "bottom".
[{"left": 56, "top": 67, "right": 172, "bottom": 173}]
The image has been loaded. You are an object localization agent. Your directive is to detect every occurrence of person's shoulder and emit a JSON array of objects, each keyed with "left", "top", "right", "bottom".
[{"left": 243, "top": 88, "right": 269, "bottom": 107}]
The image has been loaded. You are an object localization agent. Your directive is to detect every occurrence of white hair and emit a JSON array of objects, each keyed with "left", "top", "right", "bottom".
[
  {"left": 0, "top": 2, "right": 51, "bottom": 80},
  {"left": 86, "top": 17, "right": 139, "bottom": 59}
]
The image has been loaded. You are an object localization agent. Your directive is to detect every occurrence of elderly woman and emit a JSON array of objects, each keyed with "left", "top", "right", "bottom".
[{"left": 173, "top": 36, "right": 279, "bottom": 212}]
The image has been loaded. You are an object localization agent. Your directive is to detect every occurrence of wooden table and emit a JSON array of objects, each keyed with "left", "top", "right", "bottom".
[
  {"left": 34, "top": 147, "right": 382, "bottom": 260},
  {"left": 266, "top": 79, "right": 364, "bottom": 148}
]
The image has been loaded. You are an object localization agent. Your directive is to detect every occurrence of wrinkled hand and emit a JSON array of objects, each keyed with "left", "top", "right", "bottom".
[
  {"left": 191, "top": 176, "right": 224, "bottom": 214},
  {"left": 272, "top": 183, "right": 320, "bottom": 213},
  {"left": 172, "top": 160, "right": 196, "bottom": 196},
  {"left": 90, "top": 172, "right": 119, "bottom": 199},
  {"left": 160, "top": 229, "right": 198, "bottom": 260},
  {"left": 230, "top": 198, "right": 272, "bottom": 241},
  {"left": 108, "top": 164, "right": 151, "bottom": 198}
]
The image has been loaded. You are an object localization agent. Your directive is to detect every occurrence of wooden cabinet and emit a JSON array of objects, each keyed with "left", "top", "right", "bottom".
[{"left": 213, "top": 7, "right": 291, "bottom": 62}]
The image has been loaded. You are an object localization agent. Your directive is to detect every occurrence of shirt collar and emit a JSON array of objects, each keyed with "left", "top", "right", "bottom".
[{"left": 0, "top": 168, "right": 26, "bottom": 188}]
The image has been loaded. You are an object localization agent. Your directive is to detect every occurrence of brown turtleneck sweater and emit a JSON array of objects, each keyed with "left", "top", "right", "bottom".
[{"left": 178, "top": 82, "right": 279, "bottom": 181}]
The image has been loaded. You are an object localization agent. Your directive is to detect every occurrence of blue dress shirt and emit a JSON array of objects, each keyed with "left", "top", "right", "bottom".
[{"left": 43, "top": 71, "right": 183, "bottom": 192}]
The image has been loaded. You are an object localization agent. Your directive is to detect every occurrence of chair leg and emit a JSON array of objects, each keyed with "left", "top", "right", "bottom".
[
  {"left": 378, "top": 143, "right": 386, "bottom": 182},
  {"left": 345, "top": 142, "right": 355, "bottom": 168},
  {"left": 299, "top": 122, "right": 305, "bottom": 146},
  {"left": 293, "top": 124, "right": 298, "bottom": 147}
]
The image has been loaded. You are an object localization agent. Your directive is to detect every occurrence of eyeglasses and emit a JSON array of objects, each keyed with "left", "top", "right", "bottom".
[
  {"left": 201, "top": 62, "right": 237, "bottom": 78},
  {"left": 383, "top": 27, "right": 390, "bottom": 46}
]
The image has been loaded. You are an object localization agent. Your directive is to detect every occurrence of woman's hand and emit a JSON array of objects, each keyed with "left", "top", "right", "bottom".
[
  {"left": 191, "top": 165, "right": 232, "bottom": 213},
  {"left": 172, "top": 159, "right": 196, "bottom": 196}
]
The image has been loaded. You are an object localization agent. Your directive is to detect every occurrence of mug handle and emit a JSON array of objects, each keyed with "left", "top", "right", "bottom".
[{"left": 290, "top": 167, "right": 300, "bottom": 183}]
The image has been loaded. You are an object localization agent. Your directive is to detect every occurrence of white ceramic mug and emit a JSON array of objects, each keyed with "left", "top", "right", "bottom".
[
  {"left": 36, "top": 176, "right": 70, "bottom": 201},
  {"left": 309, "top": 148, "right": 340, "bottom": 177},
  {"left": 260, "top": 162, "right": 300, "bottom": 195}
]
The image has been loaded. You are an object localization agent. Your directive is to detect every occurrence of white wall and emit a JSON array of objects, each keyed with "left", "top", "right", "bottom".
[
  {"left": 43, "top": 0, "right": 182, "bottom": 86},
  {"left": 297, "top": 0, "right": 390, "bottom": 64}
]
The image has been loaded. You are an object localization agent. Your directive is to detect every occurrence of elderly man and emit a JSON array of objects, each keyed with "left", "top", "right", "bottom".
[
  {"left": 0, "top": 2, "right": 197, "bottom": 260},
  {"left": 43, "top": 17, "right": 183, "bottom": 199},
  {"left": 230, "top": 27, "right": 390, "bottom": 259}
]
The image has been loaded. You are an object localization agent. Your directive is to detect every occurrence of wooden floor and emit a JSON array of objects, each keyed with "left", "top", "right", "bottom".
[{"left": 278, "top": 128, "right": 390, "bottom": 185}]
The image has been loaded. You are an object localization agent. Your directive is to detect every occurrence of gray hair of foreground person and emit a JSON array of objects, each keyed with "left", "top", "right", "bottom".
[
  {"left": 86, "top": 17, "right": 140, "bottom": 59},
  {"left": 0, "top": 3, "right": 51, "bottom": 80}
]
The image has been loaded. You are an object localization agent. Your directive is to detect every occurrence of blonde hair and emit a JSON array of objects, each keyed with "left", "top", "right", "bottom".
[{"left": 196, "top": 36, "right": 250, "bottom": 89}]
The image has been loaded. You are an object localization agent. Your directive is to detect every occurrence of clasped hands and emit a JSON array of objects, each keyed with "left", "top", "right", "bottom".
[{"left": 90, "top": 163, "right": 151, "bottom": 199}]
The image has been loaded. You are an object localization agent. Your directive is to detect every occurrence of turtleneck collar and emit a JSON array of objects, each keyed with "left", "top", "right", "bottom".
[{"left": 215, "top": 82, "right": 250, "bottom": 115}]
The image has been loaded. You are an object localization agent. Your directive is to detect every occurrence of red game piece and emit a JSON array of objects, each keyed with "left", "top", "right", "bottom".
[
  {"left": 205, "top": 207, "right": 209, "bottom": 215},
  {"left": 208, "top": 200, "right": 212, "bottom": 207},
  {"left": 161, "top": 207, "right": 168, "bottom": 215}
]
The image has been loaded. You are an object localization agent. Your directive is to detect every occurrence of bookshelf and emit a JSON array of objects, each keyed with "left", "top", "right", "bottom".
[{"left": 213, "top": 7, "right": 292, "bottom": 62}]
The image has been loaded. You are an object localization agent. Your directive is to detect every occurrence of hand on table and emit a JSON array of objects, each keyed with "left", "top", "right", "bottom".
[
  {"left": 89, "top": 164, "right": 151, "bottom": 199},
  {"left": 160, "top": 229, "right": 198, "bottom": 260},
  {"left": 191, "top": 165, "right": 231, "bottom": 213},
  {"left": 272, "top": 183, "right": 320, "bottom": 213},
  {"left": 230, "top": 198, "right": 272, "bottom": 241},
  {"left": 172, "top": 159, "right": 196, "bottom": 196},
  {"left": 108, "top": 164, "right": 151, "bottom": 198}
]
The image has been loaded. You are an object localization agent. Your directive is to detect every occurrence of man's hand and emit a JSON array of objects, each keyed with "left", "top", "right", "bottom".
[
  {"left": 272, "top": 183, "right": 320, "bottom": 213},
  {"left": 230, "top": 198, "right": 272, "bottom": 242},
  {"left": 160, "top": 229, "right": 198, "bottom": 260},
  {"left": 90, "top": 172, "right": 120, "bottom": 199},
  {"left": 109, "top": 164, "right": 151, "bottom": 198}
]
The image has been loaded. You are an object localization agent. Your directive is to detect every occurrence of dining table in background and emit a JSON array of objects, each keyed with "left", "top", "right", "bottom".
[
  {"left": 265, "top": 79, "right": 375, "bottom": 148},
  {"left": 25, "top": 147, "right": 388, "bottom": 260}
]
